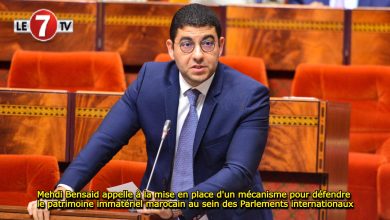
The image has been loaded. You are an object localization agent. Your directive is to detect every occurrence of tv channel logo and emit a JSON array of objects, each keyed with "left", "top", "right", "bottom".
[{"left": 14, "top": 9, "right": 73, "bottom": 42}]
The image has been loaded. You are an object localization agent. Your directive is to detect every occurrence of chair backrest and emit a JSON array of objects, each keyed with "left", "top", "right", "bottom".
[
  {"left": 89, "top": 160, "right": 147, "bottom": 191},
  {"left": 154, "top": 53, "right": 269, "bottom": 87},
  {"left": 348, "top": 152, "right": 387, "bottom": 220},
  {"left": 0, "top": 154, "right": 59, "bottom": 206},
  {"left": 291, "top": 64, "right": 390, "bottom": 154},
  {"left": 154, "top": 53, "right": 172, "bottom": 62},
  {"left": 8, "top": 50, "right": 126, "bottom": 92},
  {"left": 378, "top": 163, "right": 390, "bottom": 219}
]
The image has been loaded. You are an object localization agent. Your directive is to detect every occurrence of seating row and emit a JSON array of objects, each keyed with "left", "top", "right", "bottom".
[
  {"left": 4, "top": 50, "right": 390, "bottom": 219},
  {"left": 1, "top": 1, "right": 389, "bottom": 71},
  {"left": 0, "top": 154, "right": 146, "bottom": 207},
  {"left": 1, "top": 154, "right": 390, "bottom": 219},
  {"left": 292, "top": 64, "right": 390, "bottom": 220}
]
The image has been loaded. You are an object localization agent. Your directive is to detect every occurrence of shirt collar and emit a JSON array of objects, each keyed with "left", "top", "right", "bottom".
[{"left": 179, "top": 72, "right": 215, "bottom": 96}]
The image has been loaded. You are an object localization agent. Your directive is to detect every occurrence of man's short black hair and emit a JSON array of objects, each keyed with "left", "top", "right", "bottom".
[{"left": 170, "top": 3, "right": 222, "bottom": 41}]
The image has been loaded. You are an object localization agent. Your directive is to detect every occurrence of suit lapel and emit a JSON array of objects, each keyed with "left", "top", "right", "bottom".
[
  {"left": 165, "top": 63, "right": 180, "bottom": 160},
  {"left": 193, "top": 63, "right": 224, "bottom": 157}
]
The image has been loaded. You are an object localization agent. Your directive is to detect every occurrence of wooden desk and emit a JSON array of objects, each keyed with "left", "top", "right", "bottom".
[
  {"left": 0, "top": 205, "right": 161, "bottom": 220},
  {"left": 262, "top": 98, "right": 350, "bottom": 220},
  {"left": 0, "top": 88, "right": 68, "bottom": 162},
  {"left": 73, "top": 91, "right": 146, "bottom": 161},
  {"left": 226, "top": 5, "right": 344, "bottom": 71},
  {"left": 351, "top": 8, "right": 390, "bottom": 65},
  {"left": 73, "top": 95, "right": 350, "bottom": 220},
  {"left": 0, "top": 0, "right": 96, "bottom": 61},
  {"left": 0, "top": 89, "right": 350, "bottom": 220}
]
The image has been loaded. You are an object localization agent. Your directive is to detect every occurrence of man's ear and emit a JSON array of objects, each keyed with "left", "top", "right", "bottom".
[
  {"left": 218, "top": 37, "right": 225, "bottom": 57},
  {"left": 166, "top": 39, "right": 174, "bottom": 60}
]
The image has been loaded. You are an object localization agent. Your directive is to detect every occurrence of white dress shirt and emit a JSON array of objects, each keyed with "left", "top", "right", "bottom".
[{"left": 329, "top": 0, "right": 358, "bottom": 9}]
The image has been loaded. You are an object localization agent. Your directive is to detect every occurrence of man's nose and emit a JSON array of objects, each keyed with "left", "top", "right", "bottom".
[{"left": 192, "top": 44, "right": 204, "bottom": 61}]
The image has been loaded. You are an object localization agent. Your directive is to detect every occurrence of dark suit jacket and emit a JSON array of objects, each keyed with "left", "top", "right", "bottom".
[{"left": 60, "top": 61, "right": 271, "bottom": 220}]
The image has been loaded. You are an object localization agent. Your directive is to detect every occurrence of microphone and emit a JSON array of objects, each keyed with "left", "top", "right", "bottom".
[
  {"left": 145, "top": 120, "right": 171, "bottom": 191},
  {"left": 161, "top": 119, "right": 171, "bottom": 139}
]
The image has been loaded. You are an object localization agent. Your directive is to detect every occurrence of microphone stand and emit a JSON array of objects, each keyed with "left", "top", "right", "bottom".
[{"left": 145, "top": 120, "right": 171, "bottom": 191}]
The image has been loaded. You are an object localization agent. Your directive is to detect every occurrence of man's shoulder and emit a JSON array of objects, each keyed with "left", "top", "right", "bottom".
[
  {"left": 142, "top": 60, "right": 176, "bottom": 72},
  {"left": 139, "top": 61, "right": 178, "bottom": 82}
]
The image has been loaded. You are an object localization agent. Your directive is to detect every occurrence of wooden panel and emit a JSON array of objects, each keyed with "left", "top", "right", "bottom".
[
  {"left": 0, "top": 91, "right": 350, "bottom": 219},
  {"left": 104, "top": 2, "right": 225, "bottom": 65},
  {"left": 351, "top": 8, "right": 390, "bottom": 65},
  {"left": 74, "top": 91, "right": 147, "bottom": 162},
  {"left": 0, "top": 69, "right": 7, "bottom": 87},
  {"left": 324, "top": 101, "right": 350, "bottom": 220},
  {"left": 260, "top": 98, "right": 320, "bottom": 173},
  {"left": 226, "top": 5, "right": 344, "bottom": 71},
  {"left": 0, "top": 205, "right": 158, "bottom": 220},
  {"left": 264, "top": 181, "right": 321, "bottom": 219},
  {"left": 0, "top": 88, "right": 67, "bottom": 162},
  {"left": 104, "top": 2, "right": 181, "bottom": 65},
  {"left": 0, "top": 0, "right": 96, "bottom": 61},
  {"left": 74, "top": 96, "right": 325, "bottom": 171},
  {"left": 262, "top": 99, "right": 349, "bottom": 220},
  {"left": 74, "top": 94, "right": 349, "bottom": 177}
]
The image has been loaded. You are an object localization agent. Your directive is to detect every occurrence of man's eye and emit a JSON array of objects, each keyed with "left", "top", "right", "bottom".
[
  {"left": 181, "top": 42, "right": 193, "bottom": 47},
  {"left": 202, "top": 41, "right": 214, "bottom": 46}
]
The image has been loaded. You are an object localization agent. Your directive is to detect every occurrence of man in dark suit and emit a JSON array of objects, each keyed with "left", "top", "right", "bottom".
[{"left": 28, "top": 3, "right": 271, "bottom": 220}]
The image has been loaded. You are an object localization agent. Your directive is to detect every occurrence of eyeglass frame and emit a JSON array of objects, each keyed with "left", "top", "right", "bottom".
[{"left": 175, "top": 35, "right": 218, "bottom": 54}]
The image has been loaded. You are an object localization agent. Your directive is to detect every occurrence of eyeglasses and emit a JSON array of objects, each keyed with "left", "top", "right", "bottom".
[{"left": 177, "top": 39, "right": 216, "bottom": 53}]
